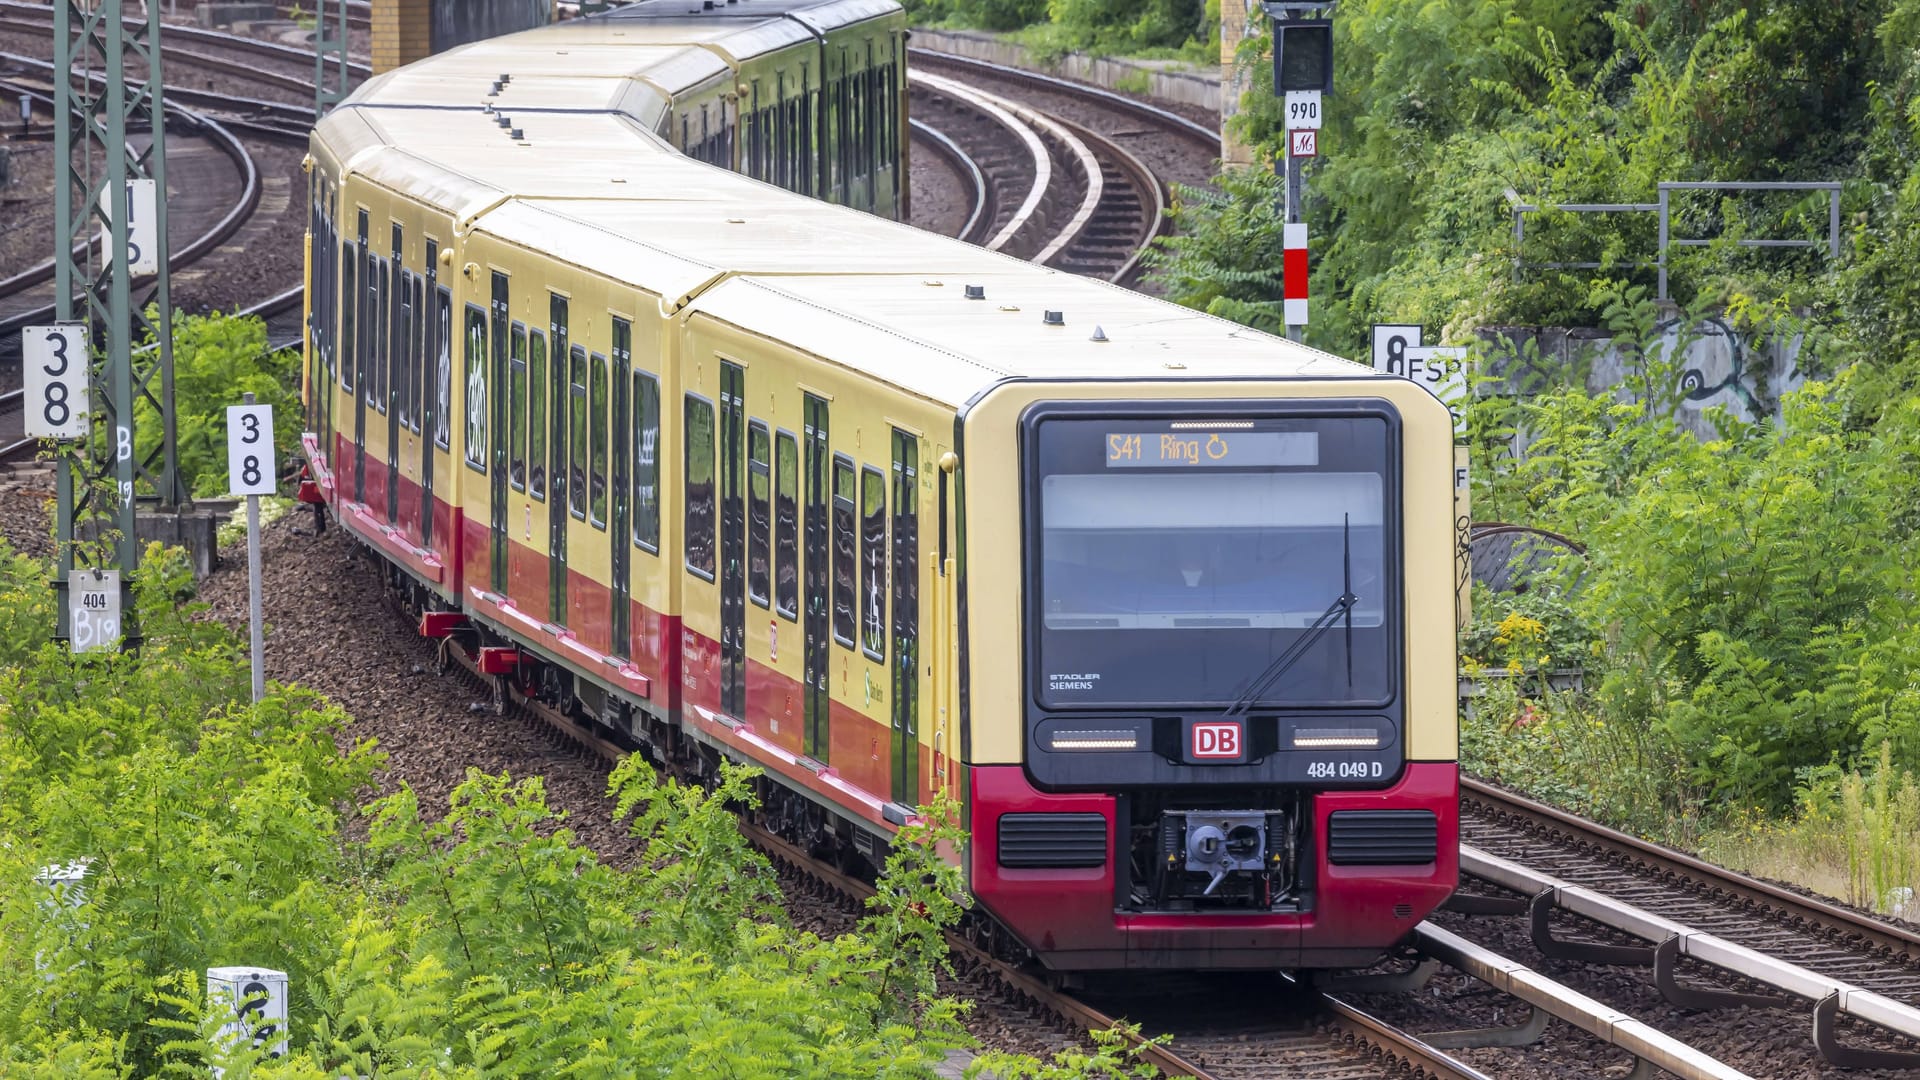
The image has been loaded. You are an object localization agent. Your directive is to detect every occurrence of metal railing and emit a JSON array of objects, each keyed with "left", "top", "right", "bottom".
[{"left": 1508, "top": 181, "right": 1842, "bottom": 299}]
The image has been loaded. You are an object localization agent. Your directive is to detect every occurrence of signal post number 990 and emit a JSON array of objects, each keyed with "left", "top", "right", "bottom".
[
  {"left": 23, "top": 324, "right": 90, "bottom": 441},
  {"left": 227, "top": 404, "right": 275, "bottom": 496}
]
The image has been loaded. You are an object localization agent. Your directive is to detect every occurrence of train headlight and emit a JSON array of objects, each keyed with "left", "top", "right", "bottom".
[
  {"left": 1291, "top": 727, "right": 1382, "bottom": 750},
  {"left": 1048, "top": 729, "right": 1140, "bottom": 752}
]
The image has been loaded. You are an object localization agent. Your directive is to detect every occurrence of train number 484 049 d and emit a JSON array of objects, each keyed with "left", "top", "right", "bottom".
[{"left": 1305, "top": 760, "right": 1385, "bottom": 779}]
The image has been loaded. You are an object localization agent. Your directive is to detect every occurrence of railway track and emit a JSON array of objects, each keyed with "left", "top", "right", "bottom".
[
  {"left": 1439, "top": 777, "right": 1920, "bottom": 1073},
  {"left": 909, "top": 70, "right": 1167, "bottom": 283},
  {"left": 0, "top": 57, "right": 270, "bottom": 361},
  {"left": 424, "top": 627, "right": 1492, "bottom": 1080}
]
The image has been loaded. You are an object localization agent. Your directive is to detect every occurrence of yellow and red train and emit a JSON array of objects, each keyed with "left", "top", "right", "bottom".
[{"left": 300, "top": 0, "right": 1462, "bottom": 970}]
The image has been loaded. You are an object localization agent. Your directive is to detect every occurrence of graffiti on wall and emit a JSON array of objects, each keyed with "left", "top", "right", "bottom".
[{"left": 1479, "top": 316, "right": 1806, "bottom": 440}]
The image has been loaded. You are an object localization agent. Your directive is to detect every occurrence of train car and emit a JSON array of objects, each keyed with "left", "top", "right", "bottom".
[{"left": 300, "top": 0, "right": 1462, "bottom": 972}]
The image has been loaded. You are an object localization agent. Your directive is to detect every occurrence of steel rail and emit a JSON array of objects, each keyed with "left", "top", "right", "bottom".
[
  {"left": 907, "top": 47, "right": 1219, "bottom": 150},
  {"left": 0, "top": 0, "right": 373, "bottom": 78},
  {"left": 426, "top": 632, "right": 1487, "bottom": 1080},
  {"left": 436, "top": 636, "right": 1217, "bottom": 1076},
  {"left": 1412, "top": 923, "right": 1752, "bottom": 1079},
  {"left": 910, "top": 71, "right": 1051, "bottom": 255},
  {"left": 0, "top": 59, "right": 265, "bottom": 346},
  {"left": 985, "top": 90, "right": 1102, "bottom": 265},
  {"left": 907, "top": 118, "right": 989, "bottom": 243},
  {"left": 0, "top": 16, "right": 310, "bottom": 101},
  {"left": 1315, "top": 990, "right": 1500, "bottom": 1080},
  {"left": 1048, "top": 113, "right": 1169, "bottom": 284},
  {"left": 0, "top": 83, "right": 116, "bottom": 303},
  {"left": 1463, "top": 776, "right": 1920, "bottom": 963}
]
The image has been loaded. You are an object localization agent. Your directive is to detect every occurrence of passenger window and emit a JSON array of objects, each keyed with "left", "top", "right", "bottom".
[
  {"left": 394, "top": 265, "right": 408, "bottom": 422},
  {"left": 408, "top": 274, "right": 424, "bottom": 434},
  {"left": 747, "top": 421, "right": 770, "bottom": 608},
  {"left": 528, "top": 330, "right": 547, "bottom": 500},
  {"left": 685, "top": 395, "right": 716, "bottom": 580},
  {"left": 568, "top": 345, "right": 588, "bottom": 519},
  {"left": 775, "top": 429, "right": 798, "bottom": 620},
  {"left": 590, "top": 352, "right": 608, "bottom": 528},
  {"left": 509, "top": 325, "right": 527, "bottom": 491},
  {"left": 374, "top": 257, "right": 389, "bottom": 411},
  {"left": 462, "top": 303, "right": 488, "bottom": 472},
  {"left": 632, "top": 372, "right": 660, "bottom": 553},
  {"left": 861, "top": 465, "right": 886, "bottom": 661},
  {"left": 831, "top": 456, "right": 855, "bottom": 647},
  {"left": 339, "top": 244, "right": 355, "bottom": 392},
  {"left": 434, "top": 287, "right": 452, "bottom": 449}
]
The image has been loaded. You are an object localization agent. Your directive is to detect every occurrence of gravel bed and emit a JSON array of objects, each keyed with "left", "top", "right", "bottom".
[
  {"left": 908, "top": 130, "right": 973, "bottom": 239},
  {"left": 0, "top": 129, "right": 57, "bottom": 283},
  {"left": 187, "top": 507, "right": 1085, "bottom": 1063},
  {"left": 169, "top": 139, "right": 306, "bottom": 315},
  {"left": 190, "top": 512, "right": 642, "bottom": 858},
  {"left": 0, "top": 464, "right": 53, "bottom": 559},
  {"left": 1341, "top": 903, "right": 1920, "bottom": 1079}
]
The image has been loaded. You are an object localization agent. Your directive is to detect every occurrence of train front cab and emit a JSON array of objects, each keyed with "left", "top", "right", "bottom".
[{"left": 958, "top": 377, "right": 1461, "bottom": 971}]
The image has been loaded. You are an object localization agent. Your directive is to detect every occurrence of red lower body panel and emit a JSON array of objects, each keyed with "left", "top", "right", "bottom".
[{"left": 966, "top": 762, "right": 1460, "bottom": 970}]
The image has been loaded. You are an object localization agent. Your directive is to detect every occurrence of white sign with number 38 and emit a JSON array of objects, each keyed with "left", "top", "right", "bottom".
[
  {"left": 227, "top": 404, "right": 275, "bottom": 496},
  {"left": 23, "top": 324, "right": 90, "bottom": 440}
]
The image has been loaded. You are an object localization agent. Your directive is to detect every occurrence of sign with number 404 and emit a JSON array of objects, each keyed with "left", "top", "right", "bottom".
[
  {"left": 69, "top": 569, "right": 120, "bottom": 655},
  {"left": 23, "top": 324, "right": 89, "bottom": 440},
  {"left": 227, "top": 404, "right": 275, "bottom": 496}
]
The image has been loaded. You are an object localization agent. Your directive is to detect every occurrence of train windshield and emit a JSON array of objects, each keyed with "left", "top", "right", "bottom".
[{"left": 1032, "top": 413, "right": 1395, "bottom": 708}]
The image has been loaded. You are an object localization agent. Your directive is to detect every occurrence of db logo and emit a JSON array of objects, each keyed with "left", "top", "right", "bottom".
[{"left": 1191, "top": 721, "right": 1243, "bottom": 760}]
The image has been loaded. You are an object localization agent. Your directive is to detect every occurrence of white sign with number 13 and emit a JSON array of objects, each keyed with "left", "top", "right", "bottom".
[{"left": 227, "top": 404, "right": 275, "bottom": 496}]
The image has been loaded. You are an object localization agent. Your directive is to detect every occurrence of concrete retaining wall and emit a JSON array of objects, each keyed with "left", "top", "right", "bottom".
[{"left": 910, "top": 27, "right": 1221, "bottom": 111}]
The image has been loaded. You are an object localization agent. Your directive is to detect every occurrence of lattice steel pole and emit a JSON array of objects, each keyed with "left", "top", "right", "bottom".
[
  {"left": 51, "top": 0, "right": 181, "bottom": 643},
  {"left": 314, "top": 0, "right": 353, "bottom": 117}
]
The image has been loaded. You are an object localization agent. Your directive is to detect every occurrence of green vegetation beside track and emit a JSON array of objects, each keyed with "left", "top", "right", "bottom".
[
  {"left": 0, "top": 544, "right": 1151, "bottom": 1077},
  {"left": 1112, "top": 0, "right": 1920, "bottom": 912}
]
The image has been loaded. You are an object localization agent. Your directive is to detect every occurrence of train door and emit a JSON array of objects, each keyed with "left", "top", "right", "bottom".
[
  {"left": 353, "top": 210, "right": 369, "bottom": 503},
  {"left": 610, "top": 320, "right": 633, "bottom": 658},
  {"left": 386, "top": 225, "right": 404, "bottom": 523},
  {"left": 802, "top": 394, "right": 830, "bottom": 761},
  {"left": 548, "top": 295, "right": 570, "bottom": 623},
  {"left": 337, "top": 239, "right": 352, "bottom": 478},
  {"left": 489, "top": 271, "right": 510, "bottom": 593},
  {"left": 719, "top": 362, "right": 746, "bottom": 719},
  {"left": 889, "top": 430, "right": 920, "bottom": 807},
  {"left": 422, "top": 244, "right": 440, "bottom": 545}
]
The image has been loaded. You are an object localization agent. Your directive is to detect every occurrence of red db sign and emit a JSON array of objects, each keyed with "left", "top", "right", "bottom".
[{"left": 1190, "top": 721, "right": 1243, "bottom": 760}]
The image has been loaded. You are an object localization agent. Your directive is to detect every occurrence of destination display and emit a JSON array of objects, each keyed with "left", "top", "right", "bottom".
[{"left": 1105, "top": 430, "right": 1319, "bottom": 469}]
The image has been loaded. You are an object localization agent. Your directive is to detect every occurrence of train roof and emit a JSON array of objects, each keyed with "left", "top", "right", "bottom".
[{"left": 318, "top": 0, "right": 1370, "bottom": 410}]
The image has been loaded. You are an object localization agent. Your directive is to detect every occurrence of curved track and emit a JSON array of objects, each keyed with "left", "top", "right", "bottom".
[
  {"left": 907, "top": 68, "right": 1169, "bottom": 284},
  {"left": 0, "top": 56, "right": 269, "bottom": 350}
]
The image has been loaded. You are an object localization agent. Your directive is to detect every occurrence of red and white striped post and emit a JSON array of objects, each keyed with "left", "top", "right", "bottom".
[{"left": 1283, "top": 223, "right": 1308, "bottom": 334}]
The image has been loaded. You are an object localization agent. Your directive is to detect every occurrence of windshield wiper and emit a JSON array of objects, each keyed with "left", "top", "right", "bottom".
[{"left": 1224, "top": 514, "right": 1357, "bottom": 717}]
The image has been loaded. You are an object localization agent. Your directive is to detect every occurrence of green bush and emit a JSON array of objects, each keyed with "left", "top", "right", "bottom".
[
  {"left": 135, "top": 309, "right": 301, "bottom": 499},
  {"left": 0, "top": 544, "right": 1153, "bottom": 1077}
]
